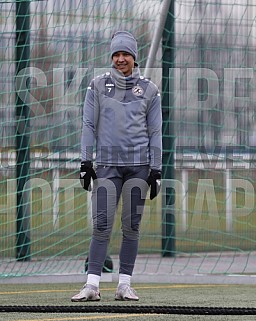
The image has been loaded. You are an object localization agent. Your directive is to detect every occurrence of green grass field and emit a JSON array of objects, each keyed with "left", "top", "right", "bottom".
[
  {"left": 2, "top": 185, "right": 256, "bottom": 257},
  {"left": 1, "top": 283, "right": 256, "bottom": 321}
]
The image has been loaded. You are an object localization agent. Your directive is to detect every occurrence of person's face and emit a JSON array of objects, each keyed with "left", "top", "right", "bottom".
[{"left": 112, "top": 51, "right": 135, "bottom": 76}]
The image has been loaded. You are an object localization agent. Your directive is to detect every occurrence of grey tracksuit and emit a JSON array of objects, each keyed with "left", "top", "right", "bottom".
[
  {"left": 81, "top": 65, "right": 162, "bottom": 170},
  {"left": 81, "top": 65, "right": 162, "bottom": 276}
]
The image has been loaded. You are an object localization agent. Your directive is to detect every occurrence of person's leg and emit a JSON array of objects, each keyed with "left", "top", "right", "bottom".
[
  {"left": 115, "top": 166, "right": 149, "bottom": 301},
  {"left": 71, "top": 166, "right": 122, "bottom": 302},
  {"left": 88, "top": 166, "right": 123, "bottom": 279}
]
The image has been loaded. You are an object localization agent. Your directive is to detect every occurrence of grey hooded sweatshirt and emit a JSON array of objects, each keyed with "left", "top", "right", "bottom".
[{"left": 81, "top": 65, "right": 162, "bottom": 170}]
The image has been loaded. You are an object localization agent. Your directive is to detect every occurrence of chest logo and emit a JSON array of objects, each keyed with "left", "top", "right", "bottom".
[
  {"left": 132, "top": 85, "right": 144, "bottom": 96},
  {"left": 105, "top": 83, "right": 114, "bottom": 94}
]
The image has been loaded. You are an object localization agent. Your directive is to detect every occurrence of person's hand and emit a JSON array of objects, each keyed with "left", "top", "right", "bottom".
[
  {"left": 80, "top": 161, "right": 97, "bottom": 191},
  {"left": 147, "top": 169, "right": 161, "bottom": 200}
]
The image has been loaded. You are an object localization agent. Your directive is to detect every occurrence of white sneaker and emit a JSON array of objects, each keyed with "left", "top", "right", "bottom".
[
  {"left": 71, "top": 285, "right": 101, "bottom": 302},
  {"left": 115, "top": 284, "right": 139, "bottom": 301}
]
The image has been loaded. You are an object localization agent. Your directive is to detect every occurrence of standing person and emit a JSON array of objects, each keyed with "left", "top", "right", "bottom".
[{"left": 71, "top": 31, "right": 162, "bottom": 302}]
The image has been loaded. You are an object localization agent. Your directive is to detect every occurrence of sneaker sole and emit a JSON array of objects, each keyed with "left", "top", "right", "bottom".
[
  {"left": 115, "top": 296, "right": 139, "bottom": 301},
  {"left": 71, "top": 297, "right": 101, "bottom": 302},
  {"left": 71, "top": 293, "right": 101, "bottom": 302}
]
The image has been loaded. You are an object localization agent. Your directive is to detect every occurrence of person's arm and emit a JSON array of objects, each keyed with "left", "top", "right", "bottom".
[
  {"left": 81, "top": 79, "right": 99, "bottom": 162},
  {"left": 147, "top": 90, "right": 162, "bottom": 171},
  {"left": 146, "top": 89, "right": 162, "bottom": 200},
  {"left": 80, "top": 80, "right": 99, "bottom": 191}
]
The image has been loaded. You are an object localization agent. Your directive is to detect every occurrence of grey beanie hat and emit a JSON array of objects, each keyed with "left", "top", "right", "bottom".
[{"left": 111, "top": 31, "right": 138, "bottom": 60}]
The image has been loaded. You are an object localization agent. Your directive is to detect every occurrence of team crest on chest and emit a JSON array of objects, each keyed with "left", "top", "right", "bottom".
[{"left": 132, "top": 85, "right": 144, "bottom": 96}]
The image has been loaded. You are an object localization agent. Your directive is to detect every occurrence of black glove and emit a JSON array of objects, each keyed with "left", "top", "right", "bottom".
[
  {"left": 147, "top": 169, "right": 162, "bottom": 200},
  {"left": 80, "top": 161, "right": 97, "bottom": 191}
]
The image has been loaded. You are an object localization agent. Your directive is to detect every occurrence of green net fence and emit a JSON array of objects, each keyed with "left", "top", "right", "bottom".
[{"left": 1, "top": 0, "right": 256, "bottom": 281}]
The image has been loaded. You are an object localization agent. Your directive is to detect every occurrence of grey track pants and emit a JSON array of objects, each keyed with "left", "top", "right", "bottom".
[{"left": 87, "top": 165, "right": 149, "bottom": 276}]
